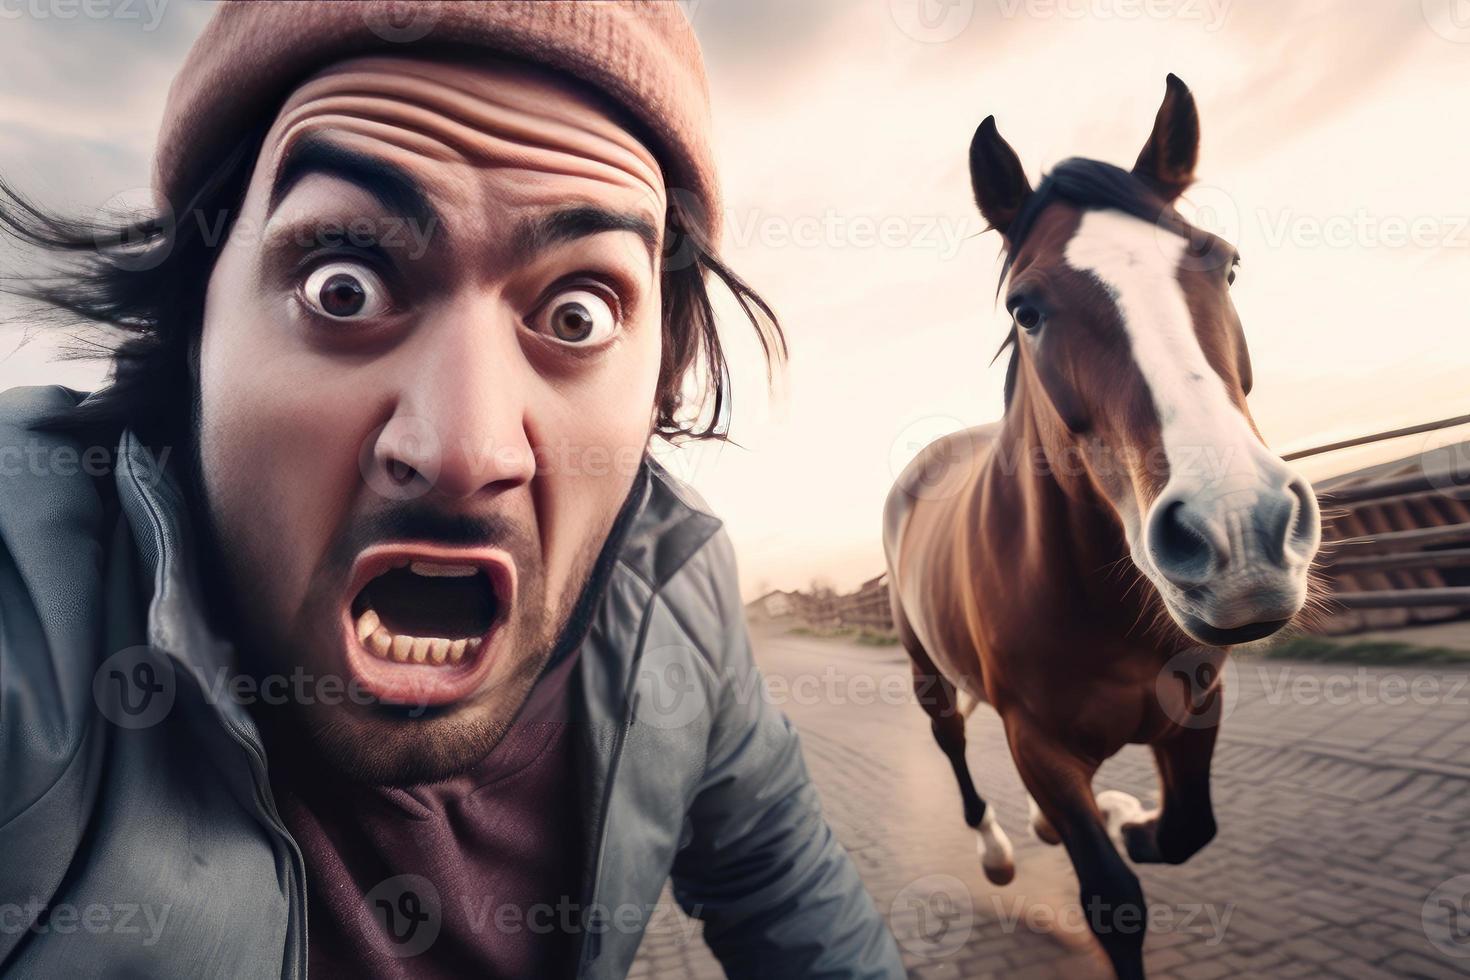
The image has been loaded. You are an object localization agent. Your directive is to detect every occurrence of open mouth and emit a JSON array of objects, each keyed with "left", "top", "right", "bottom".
[{"left": 340, "top": 544, "right": 516, "bottom": 707}]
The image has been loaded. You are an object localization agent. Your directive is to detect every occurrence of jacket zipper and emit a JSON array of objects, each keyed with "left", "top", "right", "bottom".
[
  {"left": 219, "top": 714, "right": 310, "bottom": 980},
  {"left": 123, "top": 443, "right": 310, "bottom": 979}
]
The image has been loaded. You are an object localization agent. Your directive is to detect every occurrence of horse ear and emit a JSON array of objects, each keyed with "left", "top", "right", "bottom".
[
  {"left": 970, "top": 116, "right": 1032, "bottom": 240},
  {"left": 1132, "top": 73, "right": 1199, "bottom": 202}
]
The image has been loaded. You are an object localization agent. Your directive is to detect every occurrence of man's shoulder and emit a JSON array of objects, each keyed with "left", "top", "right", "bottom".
[
  {"left": 0, "top": 384, "right": 110, "bottom": 527},
  {"left": 0, "top": 382, "right": 107, "bottom": 491},
  {"left": 616, "top": 460, "right": 747, "bottom": 668},
  {"left": 0, "top": 383, "right": 87, "bottom": 438},
  {"left": 617, "top": 458, "right": 728, "bottom": 593},
  {"left": 0, "top": 386, "right": 118, "bottom": 824}
]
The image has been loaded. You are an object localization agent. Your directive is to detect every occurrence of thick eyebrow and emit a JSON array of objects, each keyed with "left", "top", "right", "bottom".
[
  {"left": 511, "top": 205, "right": 661, "bottom": 267},
  {"left": 267, "top": 134, "right": 442, "bottom": 233}
]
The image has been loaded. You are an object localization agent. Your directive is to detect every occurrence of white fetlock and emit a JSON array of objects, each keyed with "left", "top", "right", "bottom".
[
  {"left": 1095, "top": 790, "right": 1158, "bottom": 851},
  {"left": 975, "top": 809, "right": 1016, "bottom": 885}
]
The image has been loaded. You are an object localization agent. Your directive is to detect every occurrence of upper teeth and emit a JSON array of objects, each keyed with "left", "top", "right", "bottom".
[{"left": 409, "top": 561, "right": 478, "bottom": 578}]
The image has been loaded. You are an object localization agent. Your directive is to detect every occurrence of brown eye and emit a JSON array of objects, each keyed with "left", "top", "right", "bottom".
[
  {"left": 302, "top": 262, "right": 390, "bottom": 321},
  {"left": 1014, "top": 305, "right": 1043, "bottom": 332},
  {"left": 530, "top": 289, "right": 618, "bottom": 345}
]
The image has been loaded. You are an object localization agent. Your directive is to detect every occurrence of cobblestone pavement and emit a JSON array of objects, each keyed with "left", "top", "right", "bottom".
[{"left": 630, "top": 630, "right": 1470, "bottom": 979}]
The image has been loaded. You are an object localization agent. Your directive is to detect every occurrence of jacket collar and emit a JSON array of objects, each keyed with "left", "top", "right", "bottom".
[{"left": 616, "top": 456, "right": 724, "bottom": 591}]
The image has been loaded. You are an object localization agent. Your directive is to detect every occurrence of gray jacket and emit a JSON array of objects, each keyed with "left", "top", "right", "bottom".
[{"left": 0, "top": 385, "right": 902, "bottom": 979}]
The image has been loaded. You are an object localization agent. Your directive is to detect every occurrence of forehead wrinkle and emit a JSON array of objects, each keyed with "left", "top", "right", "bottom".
[
  {"left": 270, "top": 97, "right": 661, "bottom": 208},
  {"left": 281, "top": 60, "right": 665, "bottom": 202},
  {"left": 257, "top": 76, "right": 667, "bottom": 270}
]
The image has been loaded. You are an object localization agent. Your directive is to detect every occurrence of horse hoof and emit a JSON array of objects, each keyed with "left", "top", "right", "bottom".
[
  {"left": 1027, "top": 795, "right": 1062, "bottom": 846},
  {"left": 1122, "top": 820, "right": 1164, "bottom": 864},
  {"left": 982, "top": 860, "right": 1016, "bottom": 886}
]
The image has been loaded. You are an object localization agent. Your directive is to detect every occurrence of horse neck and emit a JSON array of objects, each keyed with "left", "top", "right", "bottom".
[{"left": 988, "top": 377, "right": 1141, "bottom": 618}]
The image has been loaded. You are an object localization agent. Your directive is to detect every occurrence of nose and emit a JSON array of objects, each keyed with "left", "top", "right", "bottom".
[
  {"left": 1146, "top": 472, "right": 1319, "bottom": 588},
  {"left": 369, "top": 307, "right": 537, "bottom": 500}
]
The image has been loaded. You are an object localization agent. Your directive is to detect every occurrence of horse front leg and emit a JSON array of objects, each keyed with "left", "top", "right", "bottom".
[
  {"left": 1004, "top": 714, "right": 1148, "bottom": 980},
  {"left": 1120, "top": 721, "right": 1219, "bottom": 866}
]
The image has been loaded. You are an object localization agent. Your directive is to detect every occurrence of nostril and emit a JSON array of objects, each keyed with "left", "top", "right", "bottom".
[
  {"left": 386, "top": 458, "right": 421, "bottom": 486},
  {"left": 1148, "top": 498, "right": 1222, "bottom": 586},
  {"left": 1258, "top": 491, "right": 1295, "bottom": 566},
  {"left": 1257, "top": 476, "right": 1320, "bottom": 567},
  {"left": 1285, "top": 476, "right": 1321, "bottom": 557}
]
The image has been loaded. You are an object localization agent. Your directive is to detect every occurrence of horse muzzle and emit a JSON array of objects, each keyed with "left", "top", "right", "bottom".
[{"left": 1141, "top": 464, "right": 1322, "bottom": 646}]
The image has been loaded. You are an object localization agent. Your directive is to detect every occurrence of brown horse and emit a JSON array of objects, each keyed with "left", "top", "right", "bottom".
[{"left": 883, "top": 75, "right": 1322, "bottom": 979}]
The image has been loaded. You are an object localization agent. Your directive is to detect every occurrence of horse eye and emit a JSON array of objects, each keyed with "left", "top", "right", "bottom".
[
  {"left": 1014, "top": 305, "right": 1043, "bottom": 332},
  {"left": 1227, "top": 267, "right": 1238, "bottom": 287}
]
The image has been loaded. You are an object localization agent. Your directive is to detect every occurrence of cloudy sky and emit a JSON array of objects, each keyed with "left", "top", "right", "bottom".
[{"left": 2, "top": 0, "right": 1468, "bottom": 599}]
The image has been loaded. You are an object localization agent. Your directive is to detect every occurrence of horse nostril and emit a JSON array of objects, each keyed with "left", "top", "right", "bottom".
[
  {"left": 1147, "top": 497, "right": 1225, "bottom": 587},
  {"left": 1258, "top": 491, "right": 1295, "bottom": 567},
  {"left": 1282, "top": 475, "right": 1321, "bottom": 563},
  {"left": 1253, "top": 476, "right": 1321, "bottom": 567}
]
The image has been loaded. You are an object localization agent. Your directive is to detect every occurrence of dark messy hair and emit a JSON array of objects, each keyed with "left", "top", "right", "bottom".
[{"left": 0, "top": 120, "right": 783, "bottom": 450}]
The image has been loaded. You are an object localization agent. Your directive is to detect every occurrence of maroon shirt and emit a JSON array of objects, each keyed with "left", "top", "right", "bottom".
[{"left": 270, "top": 648, "right": 584, "bottom": 980}]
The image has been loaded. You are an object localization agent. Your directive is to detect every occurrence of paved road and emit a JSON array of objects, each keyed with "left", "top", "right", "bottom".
[{"left": 630, "top": 629, "right": 1470, "bottom": 979}]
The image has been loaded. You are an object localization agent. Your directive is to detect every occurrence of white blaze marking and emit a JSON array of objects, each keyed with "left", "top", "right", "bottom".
[{"left": 1062, "top": 210, "right": 1265, "bottom": 544}]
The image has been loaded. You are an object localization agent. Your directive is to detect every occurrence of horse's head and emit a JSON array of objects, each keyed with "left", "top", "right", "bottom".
[{"left": 971, "top": 75, "right": 1320, "bottom": 647}]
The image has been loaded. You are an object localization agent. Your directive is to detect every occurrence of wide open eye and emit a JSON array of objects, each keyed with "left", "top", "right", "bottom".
[
  {"left": 528, "top": 288, "right": 618, "bottom": 345},
  {"left": 1014, "top": 304, "right": 1043, "bottom": 332},
  {"left": 301, "top": 262, "right": 392, "bottom": 321}
]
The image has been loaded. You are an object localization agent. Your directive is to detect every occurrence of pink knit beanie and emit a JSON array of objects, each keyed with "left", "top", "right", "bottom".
[{"left": 152, "top": 0, "right": 720, "bottom": 241}]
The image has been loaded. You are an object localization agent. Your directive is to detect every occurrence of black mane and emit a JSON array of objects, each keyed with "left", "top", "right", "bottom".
[{"left": 994, "top": 157, "right": 1191, "bottom": 408}]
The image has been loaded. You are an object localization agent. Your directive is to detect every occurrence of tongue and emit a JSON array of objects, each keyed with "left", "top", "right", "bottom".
[{"left": 363, "top": 567, "right": 495, "bottom": 639}]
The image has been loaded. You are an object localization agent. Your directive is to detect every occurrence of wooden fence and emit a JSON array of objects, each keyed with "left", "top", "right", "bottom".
[{"left": 1311, "top": 438, "right": 1470, "bottom": 633}]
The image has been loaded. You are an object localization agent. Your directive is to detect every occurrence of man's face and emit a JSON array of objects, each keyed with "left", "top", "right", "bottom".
[{"left": 196, "top": 55, "right": 667, "bottom": 783}]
